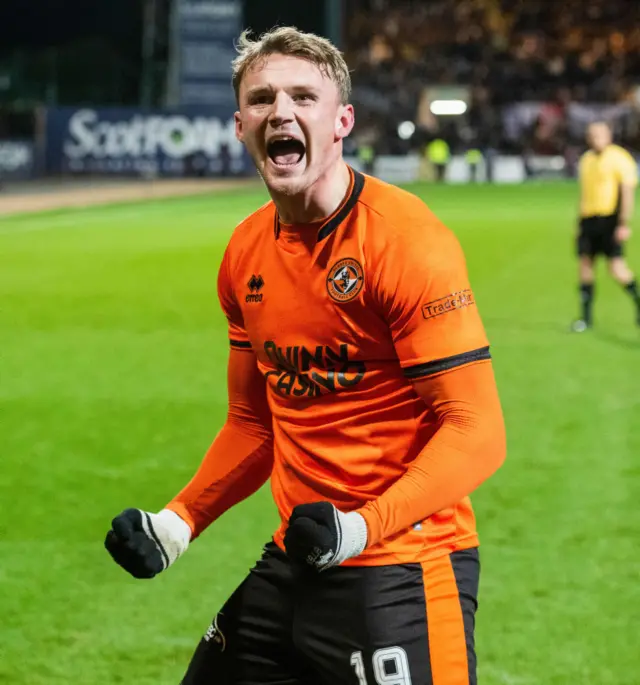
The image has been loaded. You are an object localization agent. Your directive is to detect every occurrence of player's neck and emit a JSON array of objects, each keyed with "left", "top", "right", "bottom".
[{"left": 271, "top": 159, "right": 352, "bottom": 225}]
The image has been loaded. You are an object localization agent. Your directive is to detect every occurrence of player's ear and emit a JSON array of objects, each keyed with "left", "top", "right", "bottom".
[
  {"left": 335, "top": 104, "right": 355, "bottom": 142},
  {"left": 234, "top": 111, "right": 244, "bottom": 143}
]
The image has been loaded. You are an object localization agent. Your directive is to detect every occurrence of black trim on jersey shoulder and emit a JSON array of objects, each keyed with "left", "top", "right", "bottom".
[
  {"left": 229, "top": 339, "right": 252, "bottom": 350},
  {"left": 404, "top": 346, "right": 491, "bottom": 380},
  {"left": 273, "top": 168, "right": 365, "bottom": 242},
  {"left": 317, "top": 168, "right": 366, "bottom": 242}
]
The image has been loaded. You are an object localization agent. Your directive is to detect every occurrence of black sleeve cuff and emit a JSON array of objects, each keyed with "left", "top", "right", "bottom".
[
  {"left": 229, "top": 339, "right": 252, "bottom": 350},
  {"left": 403, "top": 346, "right": 491, "bottom": 380}
]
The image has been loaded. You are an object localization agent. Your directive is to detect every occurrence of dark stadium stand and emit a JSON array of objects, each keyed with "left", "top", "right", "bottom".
[{"left": 346, "top": 0, "right": 640, "bottom": 156}]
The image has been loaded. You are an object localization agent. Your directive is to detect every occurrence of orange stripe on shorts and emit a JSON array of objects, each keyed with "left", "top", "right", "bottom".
[{"left": 422, "top": 555, "right": 469, "bottom": 685}]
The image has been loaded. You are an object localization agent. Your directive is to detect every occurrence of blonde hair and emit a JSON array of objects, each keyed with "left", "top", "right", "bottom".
[{"left": 232, "top": 26, "right": 351, "bottom": 105}]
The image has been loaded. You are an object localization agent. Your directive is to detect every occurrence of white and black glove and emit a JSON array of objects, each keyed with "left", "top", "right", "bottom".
[
  {"left": 284, "top": 502, "right": 368, "bottom": 571},
  {"left": 105, "top": 508, "right": 191, "bottom": 579}
]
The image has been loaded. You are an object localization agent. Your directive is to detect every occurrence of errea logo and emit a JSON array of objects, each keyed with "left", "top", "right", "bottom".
[{"left": 246, "top": 274, "right": 264, "bottom": 303}]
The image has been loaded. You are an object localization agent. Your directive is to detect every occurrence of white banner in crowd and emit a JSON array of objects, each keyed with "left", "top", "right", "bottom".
[
  {"left": 502, "top": 101, "right": 636, "bottom": 141},
  {"left": 565, "top": 102, "right": 635, "bottom": 137}
]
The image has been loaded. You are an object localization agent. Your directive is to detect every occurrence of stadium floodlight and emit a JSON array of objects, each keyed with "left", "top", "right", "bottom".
[
  {"left": 397, "top": 121, "right": 416, "bottom": 140},
  {"left": 430, "top": 100, "right": 467, "bottom": 116}
]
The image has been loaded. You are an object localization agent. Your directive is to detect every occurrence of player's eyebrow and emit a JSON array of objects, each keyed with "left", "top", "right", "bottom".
[
  {"left": 245, "top": 84, "right": 321, "bottom": 99},
  {"left": 245, "top": 85, "right": 274, "bottom": 99},
  {"left": 288, "top": 84, "right": 320, "bottom": 94}
]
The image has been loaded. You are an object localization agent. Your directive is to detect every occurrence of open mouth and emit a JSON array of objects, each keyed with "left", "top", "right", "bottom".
[{"left": 267, "top": 137, "right": 306, "bottom": 167}]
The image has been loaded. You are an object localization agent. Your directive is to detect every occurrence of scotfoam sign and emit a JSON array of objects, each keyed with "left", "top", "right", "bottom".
[{"left": 45, "top": 107, "right": 250, "bottom": 176}]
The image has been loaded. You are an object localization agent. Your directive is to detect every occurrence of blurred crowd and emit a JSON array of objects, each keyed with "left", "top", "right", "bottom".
[{"left": 346, "top": 0, "right": 640, "bottom": 157}]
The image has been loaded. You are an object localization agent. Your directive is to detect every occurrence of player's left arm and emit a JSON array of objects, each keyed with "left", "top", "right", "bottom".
[
  {"left": 285, "top": 362, "right": 505, "bottom": 568},
  {"left": 356, "top": 218, "right": 506, "bottom": 545},
  {"left": 357, "top": 360, "right": 505, "bottom": 547},
  {"left": 284, "top": 211, "right": 506, "bottom": 569},
  {"left": 615, "top": 150, "right": 638, "bottom": 241}
]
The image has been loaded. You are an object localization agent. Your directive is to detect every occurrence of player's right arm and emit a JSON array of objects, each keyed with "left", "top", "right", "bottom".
[
  {"left": 104, "top": 243, "right": 274, "bottom": 579},
  {"left": 164, "top": 347, "right": 273, "bottom": 537}
]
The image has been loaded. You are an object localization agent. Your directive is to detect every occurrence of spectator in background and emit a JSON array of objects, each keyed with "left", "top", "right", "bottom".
[
  {"left": 425, "top": 137, "right": 450, "bottom": 183},
  {"left": 357, "top": 142, "right": 375, "bottom": 174},
  {"left": 465, "top": 147, "right": 483, "bottom": 183}
]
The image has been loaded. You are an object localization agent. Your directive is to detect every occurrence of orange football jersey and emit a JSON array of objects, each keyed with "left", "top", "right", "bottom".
[{"left": 217, "top": 168, "right": 490, "bottom": 565}]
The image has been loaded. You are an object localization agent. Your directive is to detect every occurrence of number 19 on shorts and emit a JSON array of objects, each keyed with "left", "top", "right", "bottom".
[{"left": 350, "top": 648, "right": 412, "bottom": 685}]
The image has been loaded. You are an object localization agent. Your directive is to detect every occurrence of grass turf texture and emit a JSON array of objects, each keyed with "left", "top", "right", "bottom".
[{"left": 1, "top": 182, "right": 639, "bottom": 684}]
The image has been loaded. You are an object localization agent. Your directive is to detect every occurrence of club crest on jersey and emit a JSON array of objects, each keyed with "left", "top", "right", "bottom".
[{"left": 327, "top": 258, "right": 364, "bottom": 303}]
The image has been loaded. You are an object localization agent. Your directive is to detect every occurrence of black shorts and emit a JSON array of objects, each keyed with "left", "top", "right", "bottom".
[
  {"left": 181, "top": 542, "right": 479, "bottom": 685},
  {"left": 577, "top": 214, "right": 623, "bottom": 258}
]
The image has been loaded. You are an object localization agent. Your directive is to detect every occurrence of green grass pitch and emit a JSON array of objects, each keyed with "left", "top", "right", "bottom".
[{"left": 1, "top": 182, "right": 639, "bottom": 684}]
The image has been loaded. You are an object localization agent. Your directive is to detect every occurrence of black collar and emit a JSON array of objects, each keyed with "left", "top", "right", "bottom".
[{"left": 274, "top": 168, "right": 366, "bottom": 242}]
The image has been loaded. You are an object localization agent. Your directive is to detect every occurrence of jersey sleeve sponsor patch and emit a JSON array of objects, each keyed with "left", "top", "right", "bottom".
[{"left": 422, "top": 289, "right": 475, "bottom": 320}]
